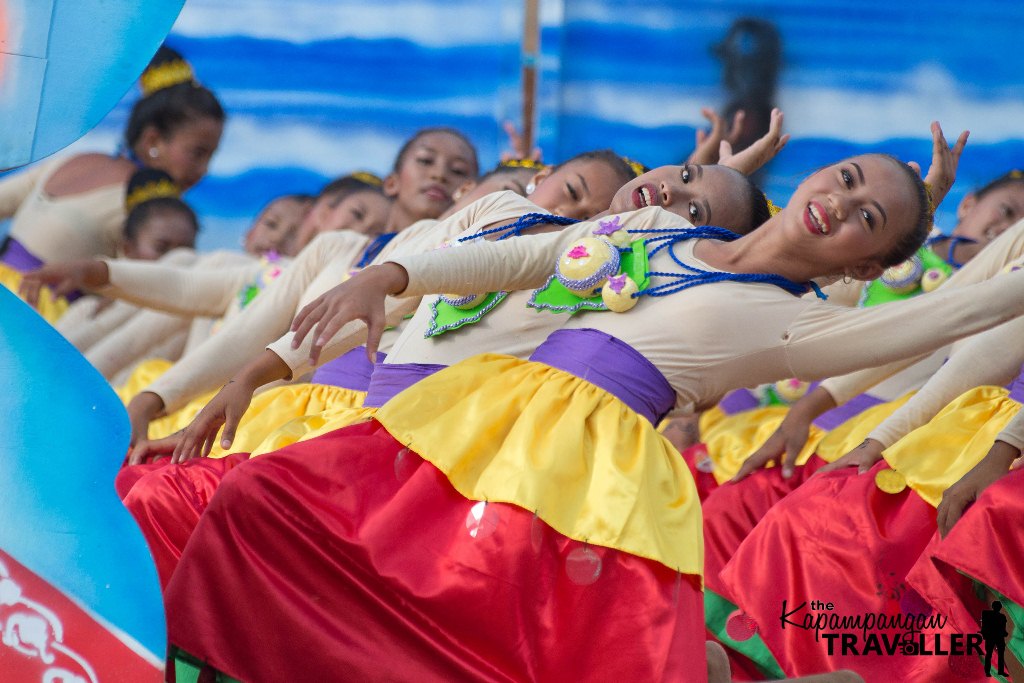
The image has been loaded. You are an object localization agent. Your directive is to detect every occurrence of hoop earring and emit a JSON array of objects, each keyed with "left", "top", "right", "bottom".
[{"left": 842, "top": 273, "right": 853, "bottom": 285}]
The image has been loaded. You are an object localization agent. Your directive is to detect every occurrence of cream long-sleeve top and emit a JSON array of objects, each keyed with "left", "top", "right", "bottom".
[
  {"left": 136, "top": 195, "right": 528, "bottom": 413},
  {"left": 818, "top": 219, "right": 1024, "bottom": 405},
  {"left": 85, "top": 250, "right": 260, "bottom": 379},
  {"left": 385, "top": 211, "right": 1024, "bottom": 415},
  {"left": 1, "top": 157, "right": 126, "bottom": 262},
  {"left": 865, "top": 313, "right": 1024, "bottom": 448},
  {"left": 378, "top": 210, "right": 705, "bottom": 367},
  {"left": 133, "top": 230, "right": 374, "bottom": 412},
  {"left": 266, "top": 191, "right": 548, "bottom": 379},
  {"left": 996, "top": 404, "right": 1024, "bottom": 451},
  {"left": 55, "top": 247, "right": 200, "bottom": 352}
]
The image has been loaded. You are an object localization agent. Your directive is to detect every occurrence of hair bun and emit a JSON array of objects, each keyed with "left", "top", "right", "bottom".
[
  {"left": 126, "top": 168, "right": 181, "bottom": 212},
  {"left": 140, "top": 45, "right": 195, "bottom": 97}
]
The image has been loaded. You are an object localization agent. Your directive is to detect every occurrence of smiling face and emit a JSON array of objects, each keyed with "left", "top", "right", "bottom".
[
  {"left": 782, "top": 154, "right": 920, "bottom": 278},
  {"left": 607, "top": 163, "right": 759, "bottom": 233},
  {"left": 386, "top": 131, "right": 478, "bottom": 222},
  {"left": 527, "top": 158, "right": 630, "bottom": 220},
  {"left": 953, "top": 181, "right": 1024, "bottom": 244}
]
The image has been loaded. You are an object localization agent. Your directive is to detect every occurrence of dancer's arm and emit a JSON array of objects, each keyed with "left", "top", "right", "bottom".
[{"left": 820, "top": 316, "right": 1024, "bottom": 473}]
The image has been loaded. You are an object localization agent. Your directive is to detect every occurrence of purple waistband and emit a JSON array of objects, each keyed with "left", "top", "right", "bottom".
[
  {"left": 529, "top": 328, "right": 674, "bottom": 425},
  {"left": 718, "top": 389, "right": 761, "bottom": 415},
  {"left": 0, "top": 237, "right": 44, "bottom": 272},
  {"left": 310, "top": 346, "right": 385, "bottom": 392},
  {"left": 1008, "top": 364, "right": 1024, "bottom": 403},
  {"left": 812, "top": 392, "right": 885, "bottom": 431},
  {"left": 363, "top": 361, "right": 448, "bottom": 408}
]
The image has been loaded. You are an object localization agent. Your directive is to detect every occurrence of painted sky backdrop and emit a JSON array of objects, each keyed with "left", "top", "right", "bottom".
[{"left": 53, "top": 0, "right": 1024, "bottom": 249}]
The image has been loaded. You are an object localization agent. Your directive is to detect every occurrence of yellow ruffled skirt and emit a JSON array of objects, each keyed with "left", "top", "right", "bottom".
[
  {"left": 884, "top": 385, "right": 1021, "bottom": 506},
  {"left": 376, "top": 353, "right": 704, "bottom": 578}
]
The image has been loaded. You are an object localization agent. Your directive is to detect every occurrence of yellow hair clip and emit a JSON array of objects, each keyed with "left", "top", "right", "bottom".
[
  {"left": 126, "top": 179, "right": 181, "bottom": 212},
  {"left": 621, "top": 157, "right": 647, "bottom": 178},
  {"left": 500, "top": 158, "right": 546, "bottom": 170},
  {"left": 349, "top": 171, "right": 384, "bottom": 187},
  {"left": 765, "top": 196, "right": 782, "bottom": 216},
  {"left": 140, "top": 59, "right": 194, "bottom": 97},
  {"left": 1010, "top": 170, "right": 1023, "bottom": 179}
]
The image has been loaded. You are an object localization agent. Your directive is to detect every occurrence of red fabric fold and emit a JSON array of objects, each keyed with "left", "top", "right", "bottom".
[
  {"left": 719, "top": 462, "right": 982, "bottom": 681},
  {"left": 165, "top": 421, "right": 707, "bottom": 683},
  {"left": 909, "top": 468, "right": 1024, "bottom": 636},
  {"left": 703, "top": 455, "right": 826, "bottom": 599},
  {"left": 122, "top": 453, "right": 249, "bottom": 588}
]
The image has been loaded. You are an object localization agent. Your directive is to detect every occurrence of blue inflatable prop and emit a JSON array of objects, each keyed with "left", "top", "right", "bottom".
[
  {"left": 0, "top": 286, "right": 164, "bottom": 680},
  {"left": 0, "top": 0, "right": 185, "bottom": 168}
]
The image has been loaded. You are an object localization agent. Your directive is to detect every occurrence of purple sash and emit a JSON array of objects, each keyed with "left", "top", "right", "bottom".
[
  {"left": 310, "top": 346, "right": 385, "bottom": 392},
  {"left": 363, "top": 362, "right": 448, "bottom": 408},
  {"left": 718, "top": 389, "right": 761, "bottom": 415},
  {"left": 0, "top": 236, "right": 43, "bottom": 272},
  {"left": 529, "top": 328, "right": 674, "bottom": 425},
  {"left": 812, "top": 392, "right": 885, "bottom": 431},
  {"left": 1008, "top": 364, "right": 1024, "bottom": 404}
]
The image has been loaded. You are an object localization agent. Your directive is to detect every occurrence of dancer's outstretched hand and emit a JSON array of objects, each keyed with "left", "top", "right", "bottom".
[
  {"left": 818, "top": 438, "right": 885, "bottom": 474},
  {"left": 19, "top": 259, "right": 109, "bottom": 308},
  {"left": 171, "top": 379, "right": 255, "bottom": 464},
  {"left": 718, "top": 107, "right": 789, "bottom": 176},
  {"left": 291, "top": 263, "right": 409, "bottom": 364},
  {"left": 689, "top": 107, "right": 745, "bottom": 166},
  {"left": 127, "top": 432, "right": 181, "bottom": 466},
  {"left": 917, "top": 121, "right": 969, "bottom": 210}
]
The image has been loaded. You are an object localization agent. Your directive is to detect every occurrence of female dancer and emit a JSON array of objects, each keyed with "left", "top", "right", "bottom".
[
  {"left": 717, "top": 306, "right": 1024, "bottom": 679},
  {"left": 0, "top": 46, "right": 222, "bottom": 271},
  {"left": 164, "top": 135, "right": 1024, "bottom": 682}
]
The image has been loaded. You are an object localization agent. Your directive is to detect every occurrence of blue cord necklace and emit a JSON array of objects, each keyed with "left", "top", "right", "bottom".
[
  {"left": 636, "top": 226, "right": 822, "bottom": 299},
  {"left": 356, "top": 232, "right": 399, "bottom": 269},
  {"left": 458, "top": 213, "right": 580, "bottom": 243}
]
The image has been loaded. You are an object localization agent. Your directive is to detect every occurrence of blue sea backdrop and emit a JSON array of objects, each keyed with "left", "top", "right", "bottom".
[{"left": 35, "top": 1, "right": 1024, "bottom": 248}]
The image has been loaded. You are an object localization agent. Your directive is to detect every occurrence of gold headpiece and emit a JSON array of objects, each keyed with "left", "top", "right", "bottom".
[
  {"left": 140, "top": 59, "right": 194, "bottom": 97},
  {"left": 765, "top": 196, "right": 782, "bottom": 217},
  {"left": 126, "top": 179, "right": 181, "bottom": 212},
  {"left": 621, "top": 156, "right": 647, "bottom": 178},
  {"left": 349, "top": 171, "right": 384, "bottom": 187},
  {"left": 500, "top": 158, "right": 546, "bottom": 170}
]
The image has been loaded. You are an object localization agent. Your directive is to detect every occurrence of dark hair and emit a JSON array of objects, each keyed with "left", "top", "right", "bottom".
[
  {"left": 125, "top": 47, "right": 225, "bottom": 149},
  {"left": 553, "top": 149, "right": 637, "bottom": 188},
  {"left": 873, "top": 154, "right": 931, "bottom": 268},
  {"left": 319, "top": 175, "right": 387, "bottom": 207},
  {"left": 123, "top": 168, "right": 198, "bottom": 243},
  {"left": 479, "top": 163, "right": 537, "bottom": 183},
  {"left": 974, "top": 170, "right": 1024, "bottom": 201},
  {"left": 392, "top": 127, "right": 479, "bottom": 177},
  {"left": 717, "top": 166, "right": 771, "bottom": 234},
  {"left": 282, "top": 193, "right": 317, "bottom": 204}
]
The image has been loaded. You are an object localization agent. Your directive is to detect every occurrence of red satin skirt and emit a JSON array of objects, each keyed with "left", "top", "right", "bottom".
[
  {"left": 118, "top": 454, "right": 248, "bottom": 588},
  {"left": 164, "top": 420, "right": 707, "bottom": 683},
  {"left": 703, "top": 455, "right": 826, "bottom": 600},
  {"left": 719, "top": 461, "right": 984, "bottom": 681},
  {"left": 908, "top": 468, "right": 1024, "bottom": 637}
]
